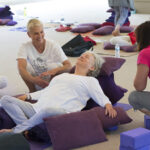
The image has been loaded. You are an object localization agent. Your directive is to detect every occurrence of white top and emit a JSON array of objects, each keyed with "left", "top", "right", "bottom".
[
  {"left": 30, "top": 73, "right": 111, "bottom": 113},
  {"left": 17, "top": 39, "right": 67, "bottom": 76}
]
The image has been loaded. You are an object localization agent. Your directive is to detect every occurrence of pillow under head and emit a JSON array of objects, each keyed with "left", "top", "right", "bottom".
[{"left": 100, "top": 57, "right": 126, "bottom": 76}]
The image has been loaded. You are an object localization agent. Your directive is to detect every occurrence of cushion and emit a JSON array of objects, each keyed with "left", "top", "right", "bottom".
[
  {"left": 100, "top": 57, "right": 126, "bottom": 76},
  {"left": 93, "top": 106, "right": 132, "bottom": 129},
  {"left": 27, "top": 123, "right": 50, "bottom": 143},
  {"left": 71, "top": 26, "right": 95, "bottom": 33},
  {"left": 44, "top": 110, "right": 107, "bottom": 150},
  {"left": 103, "top": 42, "right": 136, "bottom": 52},
  {"left": 103, "top": 42, "right": 115, "bottom": 49},
  {"left": 6, "top": 20, "right": 17, "bottom": 26},
  {"left": 97, "top": 73, "right": 127, "bottom": 104},
  {"left": 0, "top": 107, "right": 15, "bottom": 130},
  {"left": 121, "top": 44, "right": 137, "bottom": 52},
  {"left": 78, "top": 23, "right": 101, "bottom": 29},
  {"left": 82, "top": 73, "right": 127, "bottom": 107},
  {"left": 0, "top": 19, "right": 11, "bottom": 25},
  {"left": 120, "top": 26, "right": 134, "bottom": 33},
  {"left": 92, "top": 25, "right": 114, "bottom": 35}
]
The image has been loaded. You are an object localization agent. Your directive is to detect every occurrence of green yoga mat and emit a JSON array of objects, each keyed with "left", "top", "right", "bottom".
[{"left": 0, "top": 132, "right": 30, "bottom": 150}]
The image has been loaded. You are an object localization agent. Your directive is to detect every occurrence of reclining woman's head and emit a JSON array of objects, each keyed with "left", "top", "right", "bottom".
[
  {"left": 135, "top": 21, "right": 150, "bottom": 51},
  {"left": 76, "top": 51, "right": 105, "bottom": 77}
]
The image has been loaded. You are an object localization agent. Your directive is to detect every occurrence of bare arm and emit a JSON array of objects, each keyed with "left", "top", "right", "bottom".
[
  {"left": 40, "top": 59, "right": 72, "bottom": 77},
  {"left": 17, "top": 94, "right": 27, "bottom": 101},
  {"left": 134, "top": 64, "right": 149, "bottom": 91},
  {"left": 18, "top": 59, "right": 35, "bottom": 83},
  {"left": 17, "top": 59, "right": 49, "bottom": 88}
]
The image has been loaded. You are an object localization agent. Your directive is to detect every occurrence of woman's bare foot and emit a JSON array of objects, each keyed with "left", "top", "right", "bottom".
[
  {"left": 0, "top": 129, "right": 13, "bottom": 133},
  {"left": 112, "top": 29, "right": 120, "bottom": 36}
]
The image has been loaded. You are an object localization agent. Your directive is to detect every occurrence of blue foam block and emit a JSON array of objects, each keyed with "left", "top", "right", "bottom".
[
  {"left": 106, "top": 126, "right": 118, "bottom": 131},
  {"left": 144, "top": 115, "right": 150, "bottom": 129},
  {"left": 120, "top": 127, "right": 150, "bottom": 149},
  {"left": 120, "top": 145, "right": 150, "bottom": 150}
]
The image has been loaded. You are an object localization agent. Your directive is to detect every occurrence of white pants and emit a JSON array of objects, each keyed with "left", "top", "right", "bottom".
[{"left": 0, "top": 95, "right": 66, "bottom": 133}]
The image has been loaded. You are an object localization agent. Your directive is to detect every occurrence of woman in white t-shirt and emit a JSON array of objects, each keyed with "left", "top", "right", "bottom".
[
  {"left": 0, "top": 51, "right": 117, "bottom": 133},
  {"left": 17, "top": 19, "right": 72, "bottom": 92}
]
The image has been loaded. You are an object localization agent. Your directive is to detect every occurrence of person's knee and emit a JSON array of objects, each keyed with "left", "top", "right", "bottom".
[{"left": 128, "top": 91, "right": 139, "bottom": 106}]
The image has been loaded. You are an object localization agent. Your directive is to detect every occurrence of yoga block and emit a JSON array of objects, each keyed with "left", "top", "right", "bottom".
[
  {"left": 120, "top": 127, "right": 150, "bottom": 149},
  {"left": 120, "top": 145, "right": 150, "bottom": 150},
  {"left": 144, "top": 115, "right": 150, "bottom": 129}
]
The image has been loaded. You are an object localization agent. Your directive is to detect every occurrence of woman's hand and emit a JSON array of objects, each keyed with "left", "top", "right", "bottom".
[
  {"left": 17, "top": 94, "right": 27, "bottom": 101},
  {"left": 40, "top": 68, "right": 58, "bottom": 77},
  {"left": 105, "top": 103, "right": 117, "bottom": 118},
  {"left": 0, "top": 129, "right": 13, "bottom": 133},
  {"left": 33, "top": 76, "right": 49, "bottom": 88}
]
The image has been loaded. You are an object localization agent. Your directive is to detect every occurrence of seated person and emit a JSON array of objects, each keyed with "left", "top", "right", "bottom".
[
  {"left": 110, "top": 31, "right": 136, "bottom": 46},
  {"left": 108, "top": 0, "right": 135, "bottom": 36},
  {"left": 128, "top": 21, "right": 150, "bottom": 115},
  {"left": 17, "top": 18, "right": 72, "bottom": 92},
  {"left": 0, "top": 51, "right": 117, "bottom": 134}
]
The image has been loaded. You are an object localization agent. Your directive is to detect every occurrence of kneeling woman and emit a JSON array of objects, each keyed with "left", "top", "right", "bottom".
[
  {"left": 0, "top": 51, "right": 117, "bottom": 133},
  {"left": 129, "top": 21, "right": 150, "bottom": 115}
]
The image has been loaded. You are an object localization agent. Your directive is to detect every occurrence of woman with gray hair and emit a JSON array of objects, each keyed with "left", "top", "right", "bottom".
[{"left": 0, "top": 51, "right": 117, "bottom": 134}]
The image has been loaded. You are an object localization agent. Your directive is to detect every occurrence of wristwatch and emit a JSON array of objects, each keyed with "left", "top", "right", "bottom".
[{"left": 26, "top": 93, "right": 31, "bottom": 100}]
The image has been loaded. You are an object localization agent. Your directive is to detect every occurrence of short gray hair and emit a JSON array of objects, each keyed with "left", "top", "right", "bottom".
[
  {"left": 87, "top": 51, "right": 105, "bottom": 77},
  {"left": 27, "top": 18, "right": 43, "bottom": 32}
]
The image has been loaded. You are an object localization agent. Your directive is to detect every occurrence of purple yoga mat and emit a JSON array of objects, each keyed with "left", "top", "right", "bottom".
[{"left": 28, "top": 140, "right": 51, "bottom": 150}]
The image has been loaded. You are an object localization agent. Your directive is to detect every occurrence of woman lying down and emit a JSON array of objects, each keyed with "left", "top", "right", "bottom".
[{"left": 0, "top": 51, "right": 117, "bottom": 134}]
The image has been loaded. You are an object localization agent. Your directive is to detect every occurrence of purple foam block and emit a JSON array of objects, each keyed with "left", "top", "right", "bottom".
[
  {"left": 120, "top": 127, "right": 150, "bottom": 149},
  {"left": 114, "top": 103, "right": 132, "bottom": 111},
  {"left": 120, "top": 145, "right": 150, "bottom": 150},
  {"left": 144, "top": 115, "right": 150, "bottom": 129}
]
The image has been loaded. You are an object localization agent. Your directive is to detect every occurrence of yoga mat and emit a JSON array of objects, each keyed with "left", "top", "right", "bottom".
[
  {"left": 114, "top": 103, "right": 133, "bottom": 111},
  {"left": 94, "top": 43, "right": 138, "bottom": 57}
]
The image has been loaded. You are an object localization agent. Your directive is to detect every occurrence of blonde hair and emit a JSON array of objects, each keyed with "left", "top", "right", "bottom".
[
  {"left": 27, "top": 18, "right": 43, "bottom": 32},
  {"left": 87, "top": 51, "right": 105, "bottom": 77}
]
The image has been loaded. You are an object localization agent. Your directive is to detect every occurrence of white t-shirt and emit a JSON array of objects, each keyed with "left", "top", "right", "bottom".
[
  {"left": 17, "top": 39, "right": 67, "bottom": 76},
  {"left": 30, "top": 73, "right": 111, "bottom": 113}
]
